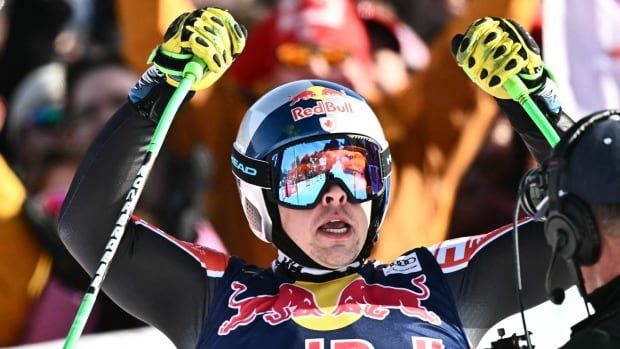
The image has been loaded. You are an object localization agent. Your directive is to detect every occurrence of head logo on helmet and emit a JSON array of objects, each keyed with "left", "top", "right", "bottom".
[
  {"left": 231, "top": 79, "right": 391, "bottom": 269},
  {"left": 231, "top": 155, "right": 257, "bottom": 176}
]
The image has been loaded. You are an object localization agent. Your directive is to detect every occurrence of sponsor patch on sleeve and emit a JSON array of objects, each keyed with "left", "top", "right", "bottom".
[{"left": 382, "top": 251, "right": 422, "bottom": 276}]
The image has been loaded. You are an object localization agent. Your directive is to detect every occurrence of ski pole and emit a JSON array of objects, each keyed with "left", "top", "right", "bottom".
[
  {"left": 504, "top": 76, "right": 561, "bottom": 147},
  {"left": 63, "top": 60, "right": 204, "bottom": 349}
]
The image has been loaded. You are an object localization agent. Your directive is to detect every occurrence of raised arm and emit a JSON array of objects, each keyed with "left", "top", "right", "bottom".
[
  {"left": 452, "top": 16, "right": 575, "bottom": 163},
  {"left": 372, "top": 0, "right": 542, "bottom": 259},
  {"left": 57, "top": 8, "right": 246, "bottom": 348},
  {"left": 445, "top": 16, "right": 582, "bottom": 345}
]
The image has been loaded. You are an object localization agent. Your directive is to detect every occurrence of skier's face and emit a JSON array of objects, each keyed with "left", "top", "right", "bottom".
[{"left": 279, "top": 183, "right": 372, "bottom": 269}]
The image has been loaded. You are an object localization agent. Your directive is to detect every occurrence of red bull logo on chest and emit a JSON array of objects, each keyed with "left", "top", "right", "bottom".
[
  {"left": 331, "top": 274, "right": 441, "bottom": 325},
  {"left": 218, "top": 273, "right": 441, "bottom": 335},
  {"left": 218, "top": 281, "right": 324, "bottom": 335},
  {"left": 289, "top": 86, "right": 353, "bottom": 121}
]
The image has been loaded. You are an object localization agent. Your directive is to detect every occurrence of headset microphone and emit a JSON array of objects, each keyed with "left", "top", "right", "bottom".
[
  {"left": 516, "top": 165, "right": 566, "bottom": 310},
  {"left": 549, "top": 288, "right": 565, "bottom": 305},
  {"left": 544, "top": 245, "right": 566, "bottom": 305}
]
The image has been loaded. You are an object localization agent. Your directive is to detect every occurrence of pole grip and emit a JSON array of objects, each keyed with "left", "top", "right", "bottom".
[{"left": 504, "top": 77, "right": 561, "bottom": 147}]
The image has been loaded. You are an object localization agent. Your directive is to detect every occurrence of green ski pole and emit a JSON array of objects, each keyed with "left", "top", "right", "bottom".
[{"left": 62, "top": 60, "right": 204, "bottom": 349}]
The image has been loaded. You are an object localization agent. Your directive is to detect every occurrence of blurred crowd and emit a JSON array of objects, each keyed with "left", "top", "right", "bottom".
[{"left": 0, "top": 0, "right": 542, "bottom": 346}]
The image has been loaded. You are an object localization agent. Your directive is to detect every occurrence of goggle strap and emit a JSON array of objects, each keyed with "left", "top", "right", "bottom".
[
  {"left": 380, "top": 148, "right": 392, "bottom": 177},
  {"left": 231, "top": 147, "right": 271, "bottom": 188}
]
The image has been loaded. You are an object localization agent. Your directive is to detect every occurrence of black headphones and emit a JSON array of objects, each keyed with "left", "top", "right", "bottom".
[{"left": 528, "top": 110, "right": 620, "bottom": 266}]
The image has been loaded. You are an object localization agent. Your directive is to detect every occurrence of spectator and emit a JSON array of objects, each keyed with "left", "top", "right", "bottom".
[
  {"left": 0, "top": 75, "right": 51, "bottom": 347},
  {"left": 5, "top": 62, "right": 66, "bottom": 179}
]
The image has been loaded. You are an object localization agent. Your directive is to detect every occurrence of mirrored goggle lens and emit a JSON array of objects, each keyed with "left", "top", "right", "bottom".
[{"left": 273, "top": 137, "right": 384, "bottom": 207}]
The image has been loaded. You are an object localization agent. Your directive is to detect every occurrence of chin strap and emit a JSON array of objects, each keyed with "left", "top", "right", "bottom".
[
  {"left": 265, "top": 183, "right": 386, "bottom": 277},
  {"left": 274, "top": 251, "right": 363, "bottom": 282}
]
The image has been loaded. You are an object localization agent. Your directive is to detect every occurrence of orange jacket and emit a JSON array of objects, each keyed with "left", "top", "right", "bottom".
[{"left": 0, "top": 155, "right": 51, "bottom": 346}]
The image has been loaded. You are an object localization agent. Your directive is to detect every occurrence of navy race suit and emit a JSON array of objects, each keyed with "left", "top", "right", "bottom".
[
  {"left": 198, "top": 245, "right": 467, "bottom": 348},
  {"left": 58, "top": 88, "right": 570, "bottom": 348}
]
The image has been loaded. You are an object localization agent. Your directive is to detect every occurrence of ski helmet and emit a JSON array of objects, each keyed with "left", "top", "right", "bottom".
[{"left": 231, "top": 79, "right": 392, "bottom": 268}]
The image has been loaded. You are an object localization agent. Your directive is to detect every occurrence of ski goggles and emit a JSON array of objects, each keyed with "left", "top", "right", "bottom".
[
  {"left": 29, "top": 105, "right": 64, "bottom": 130},
  {"left": 232, "top": 136, "right": 392, "bottom": 208}
]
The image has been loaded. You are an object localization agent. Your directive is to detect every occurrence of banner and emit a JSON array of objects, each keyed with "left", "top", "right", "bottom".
[{"left": 543, "top": 0, "right": 620, "bottom": 118}]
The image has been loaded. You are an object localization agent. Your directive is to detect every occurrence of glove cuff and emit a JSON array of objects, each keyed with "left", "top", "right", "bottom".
[
  {"left": 128, "top": 66, "right": 195, "bottom": 123},
  {"left": 147, "top": 46, "right": 193, "bottom": 76},
  {"left": 520, "top": 70, "right": 545, "bottom": 91},
  {"left": 531, "top": 73, "right": 562, "bottom": 121}
]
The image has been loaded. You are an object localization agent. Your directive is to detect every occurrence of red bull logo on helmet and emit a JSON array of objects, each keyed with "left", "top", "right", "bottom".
[
  {"left": 289, "top": 86, "right": 353, "bottom": 121},
  {"left": 218, "top": 273, "right": 440, "bottom": 335}
]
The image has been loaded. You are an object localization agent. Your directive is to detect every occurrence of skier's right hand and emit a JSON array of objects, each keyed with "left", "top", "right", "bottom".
[{"left": 148, "top": 7, "right": 247, "bottom": 91}]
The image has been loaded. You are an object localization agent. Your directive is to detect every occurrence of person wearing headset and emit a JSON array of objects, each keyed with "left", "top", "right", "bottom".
[
  {"left": 58, "top": 9, "right": 583, "bottom": 349},
  {"left": 453, "top": 17, "right": 620, "bottom": 348},
  {"left": 516, "top": 111, "right": 620, "bottom": 348}
]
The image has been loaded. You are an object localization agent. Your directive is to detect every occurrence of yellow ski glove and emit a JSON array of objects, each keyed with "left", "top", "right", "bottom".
[
  {"left": 148, "top": 7, "right": 247, "bottom": 91},
  {"left": 451, "top": 16, "right": 546, "bottom": 100}
]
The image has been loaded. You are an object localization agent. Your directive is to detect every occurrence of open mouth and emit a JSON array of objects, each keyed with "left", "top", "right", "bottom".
[{"left": 318, "top": 220, "right": 352, "bottom": 237}]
